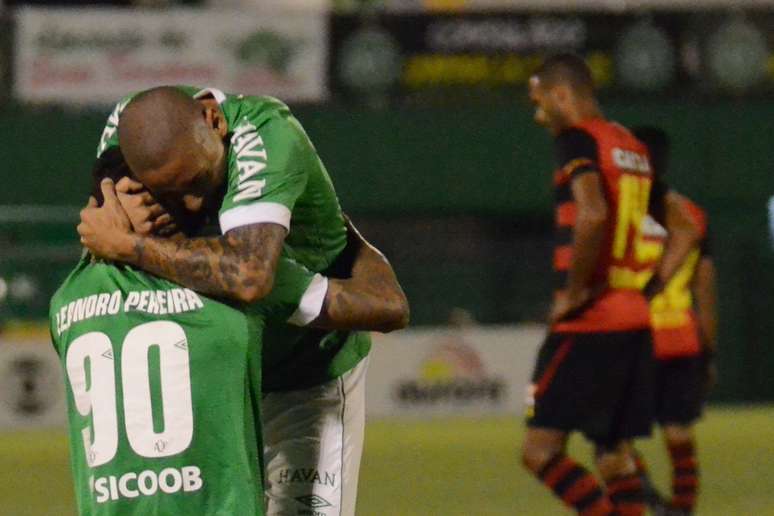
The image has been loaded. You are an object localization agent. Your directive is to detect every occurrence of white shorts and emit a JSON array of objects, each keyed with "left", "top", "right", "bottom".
[{"left": 262, "top": 357, "right": 369, "bottom": 516}]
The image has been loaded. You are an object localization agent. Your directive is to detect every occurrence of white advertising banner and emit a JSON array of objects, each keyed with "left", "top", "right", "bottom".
[
  {"left": 0, "top": 337, "right": 66, "bottom": 430},
  {"left": 366, "top": 324, "right": 545, "bottom": 418},
  {"left": 14, "top": 7, "right": 328, "bottom": 105}
]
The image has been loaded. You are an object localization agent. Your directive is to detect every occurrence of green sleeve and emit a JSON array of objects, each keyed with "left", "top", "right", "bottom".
[
  {"left": 219, "top": 110, "right": 314, "bottom": 234},
  {"left": 95, "top": 93, "right": 137, "bottom": 158},
  {"left": 248, "top": 256, "right": 328, "bottom": 326}
]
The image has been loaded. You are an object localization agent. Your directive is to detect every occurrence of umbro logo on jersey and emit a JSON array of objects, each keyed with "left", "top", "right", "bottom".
[{"left": 295, "top": 494, "right": 333, "bottom": 509}]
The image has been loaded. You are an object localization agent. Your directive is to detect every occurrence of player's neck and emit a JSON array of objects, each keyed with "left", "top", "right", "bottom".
[{"left": 566, "top": 99, "right": 603, "bottom": 127}]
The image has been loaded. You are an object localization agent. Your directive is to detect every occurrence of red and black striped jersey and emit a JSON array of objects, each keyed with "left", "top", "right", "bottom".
[
  {"left": 645, "top": 197, "right": 711, "bottom": 358},
  {"left": 552, "top": 118, "right": 656, "bottom": 333}
]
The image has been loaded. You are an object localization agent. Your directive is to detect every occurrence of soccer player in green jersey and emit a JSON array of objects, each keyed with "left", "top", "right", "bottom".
[
  {"left": 53, "top": 160, "right": 407, "bottom": 516},
  {"left": 78, "top": 86, "right": 406, "bottom": 515}
]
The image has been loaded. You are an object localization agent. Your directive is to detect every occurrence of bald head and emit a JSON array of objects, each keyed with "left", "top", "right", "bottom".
[
  {"left": 118, "top": 86, "right": 206, "bottom": 177},
  {"left": 533, "top": 53, "right": 595, "bottom": 97}
]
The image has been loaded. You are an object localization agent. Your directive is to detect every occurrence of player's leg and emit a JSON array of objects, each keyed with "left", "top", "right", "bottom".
[
  {"left": 633, "top": 357, "right": 669, "bottom": 513},
  {"left": 662, "top": 424, "right": 698, "bottom": 515},
  {"left": 523, "top": 333, "right": 617, "bottom": 515},
  {"left": 630, "top": 445, "right": 668, "bottom": 512},
  {"left": 593, "top": 329, "right": 657, "bottom": 516},
  {"left": 595, "top": 441, "right": 646, "bottom": 516},
  {"left": 262, "top": 358, "right": 368, "bottom": 516},
  {"left": 523, "top": 428, "right": 616, "bottom": 515},
  {"left": 656, "top": 356, "right": 705, "bottom": 515}
]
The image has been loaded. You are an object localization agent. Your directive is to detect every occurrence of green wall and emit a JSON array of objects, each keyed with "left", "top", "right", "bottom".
[{"left": 2, "top": 100, "right": 770, "bottom": 211}]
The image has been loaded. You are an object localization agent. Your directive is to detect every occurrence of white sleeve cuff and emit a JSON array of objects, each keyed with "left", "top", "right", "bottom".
[
  {"left": 219, "top": 202, "right": 291, "bottom": 234},
  {"left": 287, "top": 274, "right": 328, "bottom": 327}
]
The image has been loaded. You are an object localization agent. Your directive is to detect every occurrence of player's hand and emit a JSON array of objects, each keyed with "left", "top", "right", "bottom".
[
  {"left": 115, "top": 177, "right": 177, "bottom": 237},
  {"left": 549, "top": 286, "right": 600, "bottom": 324},
  {"left": 77, "top": 178, "right": 136, "bottom": 261}
]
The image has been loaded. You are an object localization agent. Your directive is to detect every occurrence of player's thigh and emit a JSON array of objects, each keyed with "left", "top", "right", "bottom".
[
  {"left": 528, "top": 332, "right": 632, "bottom": 439},
  {"left": 605, "top": 330, "right": 656, "bottom": 445},
  {"left": 654, "top": 355, "right": 704, "bottom": 426},
  {"left": 262, "top": 358, "right": 368, "bottom": 516}
]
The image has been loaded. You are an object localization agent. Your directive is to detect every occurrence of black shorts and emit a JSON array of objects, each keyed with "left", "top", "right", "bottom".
[
  {"left": 654, "top": 355, "right": 706, "bottom": 425},
  {"left": 526, "top": 329, "right": 655, "bottom": 446}
]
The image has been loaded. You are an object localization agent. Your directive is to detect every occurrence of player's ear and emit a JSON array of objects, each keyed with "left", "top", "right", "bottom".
[{"left": 204, "top": 106, "right": 228, "bottom": 139}]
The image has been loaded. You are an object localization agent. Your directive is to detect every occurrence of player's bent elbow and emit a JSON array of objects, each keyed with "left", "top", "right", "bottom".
[{"left": 381, "top": 294, "right": 410, "bottom": 332}]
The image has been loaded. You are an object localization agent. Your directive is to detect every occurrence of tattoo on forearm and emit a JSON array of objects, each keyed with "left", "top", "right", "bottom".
[{"left": 131, "top": 224, "right": 286, "bottom": 300}]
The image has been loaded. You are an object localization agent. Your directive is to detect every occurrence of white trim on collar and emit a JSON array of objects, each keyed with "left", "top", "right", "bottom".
[{"left": 193, "top": 87, "right": 227, "bottom": 104}]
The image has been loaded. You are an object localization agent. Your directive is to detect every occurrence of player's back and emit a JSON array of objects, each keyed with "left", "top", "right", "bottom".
[
  {"left": 642, "top": 197, "right": 709, "bottom": 358},
  {"left": 50, "top": 257, "right": 263, "bottom": 516},
  {"left": 553, "top": 118, "right": 653, "bottom": 333}
]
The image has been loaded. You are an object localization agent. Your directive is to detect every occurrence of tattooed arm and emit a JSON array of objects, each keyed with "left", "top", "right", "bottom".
[
  {"left": 79, "top": 179, "right": 286, "bottom": 303},
  {"left": 129, "top": 224, "right": 286, "bottom": 303},
  {"left": 311, "top": 219, "right": 409, "bottom": 333}
]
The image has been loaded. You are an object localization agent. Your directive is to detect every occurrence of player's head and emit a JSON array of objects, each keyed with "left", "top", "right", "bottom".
[
  {"left": 528, "top": 53, "right": 597, "bottom": 134},
  {"left": 90, "top": 148, "right": 132, "bottom": 207},
  {"left": 633, "top": 125, "right": 670, "bottom": 179},
  {"left": 118, "top": 86, "right": 228, "bottom": 215},
  {"left": 90, "top": 147, "right": 207, "bottom": 237}
]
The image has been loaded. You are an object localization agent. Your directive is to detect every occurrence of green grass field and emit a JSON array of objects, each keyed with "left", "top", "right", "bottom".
[{"left": 2, "top": 406, "right": 773, "bottom": 515}]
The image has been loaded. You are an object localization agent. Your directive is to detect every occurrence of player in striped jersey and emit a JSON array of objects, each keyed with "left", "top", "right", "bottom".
[
  {"left": 633, "top": 126, "right": 718, "bottom": 516},
  {"left": 522, "top": 54, "right": 699, "bottom": 516}
]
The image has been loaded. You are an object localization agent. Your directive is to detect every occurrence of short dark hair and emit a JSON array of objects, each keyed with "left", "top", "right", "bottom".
[
  {"left": 633, "top": 126, "right": 670, "bottom": 178},
  {"left": 91, "top": 147, "right": 132, "bottom": 206},
  {"left": 534, "top": 53, "right": 595, "bottom": 95}
]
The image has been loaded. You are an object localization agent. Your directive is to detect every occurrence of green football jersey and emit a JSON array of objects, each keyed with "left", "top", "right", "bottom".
[
  {"left": 96, "top": 86, "right": 371, "bottom": 393},
  {"left": 50, "top": 256, "right": 319, "bottom": 516}
]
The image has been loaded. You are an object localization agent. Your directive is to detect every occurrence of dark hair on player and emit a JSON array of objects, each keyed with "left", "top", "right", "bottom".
[
  {"left": 118, "top": 86, "right": 203, "bottom": 176},
  {"left": 91, "top": 147, "right": 132, "bottom": 206},
  {"left": 633, "top": 126, "right": 670, "bottom": 178},
  {"left": 534, "top": 53, "right": 595, "bottom": 96}
]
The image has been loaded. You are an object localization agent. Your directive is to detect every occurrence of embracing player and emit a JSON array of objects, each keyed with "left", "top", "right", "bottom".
[
  {"left": 52, "top": 156, "right": 407, "bottom": 516},
  {"left": 521, "top": 54, "right": 699, "bottom": 516},
  {"left": 633, "top": 126, "right": 718, "bottom": 516},
  {"left": 78, "top": 86, "right": 405, "bottom": 516}
]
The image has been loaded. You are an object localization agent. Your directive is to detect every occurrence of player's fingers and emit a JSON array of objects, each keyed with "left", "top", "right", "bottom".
[
  {"left": 115, "top": 176, "right": 145, "bottom": 194},
  {"left": 146, "top": 203, "right": 166, "bottom": 219},
  {"left": 153, "top": 213, "right": 173, "bottom": 228},
  {"left": 156, "top": 222, "right": 179, "bottom": 237},
  {"left": 86, "top": 196, "right": 98, "bottom": 208},
  {"left": 76, "top": 222, "right": 90, "bottom": 238},
  {"left": 100, "top": 178, "right": 119, "bottom": 204}
]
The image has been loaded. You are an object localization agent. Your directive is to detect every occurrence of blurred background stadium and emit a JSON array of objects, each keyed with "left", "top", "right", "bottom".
[{"left": 0, "top": 0, "right": 773, "bottom": 514}]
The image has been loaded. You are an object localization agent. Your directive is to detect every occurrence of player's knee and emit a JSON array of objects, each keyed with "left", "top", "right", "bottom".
[
  {"left": 521, "top": 439, "right": 559, "bottom": 474},
  {"left": 595, "top": 443, "right": 635, "bottom": 480},
  {"left": 663, "top": 424, "right": 694, "bottom": 445}
]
